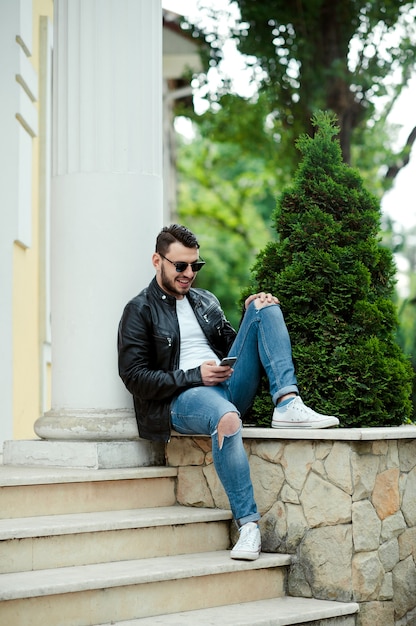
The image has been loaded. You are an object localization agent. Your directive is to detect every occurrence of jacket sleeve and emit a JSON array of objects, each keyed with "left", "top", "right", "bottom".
[{"left": 118, "top": 301, "right": 202, "bottom": 401}]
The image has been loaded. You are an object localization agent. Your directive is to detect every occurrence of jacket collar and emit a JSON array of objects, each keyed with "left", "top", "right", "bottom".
[
  {"left": 148, "top": 276, "right": 184, "bottom": 307},
  {"left": 149, "top": 276, "right": 201, "bottom": 309}
]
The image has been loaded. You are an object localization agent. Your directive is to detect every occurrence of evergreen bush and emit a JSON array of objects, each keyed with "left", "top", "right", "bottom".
[{"left": 246, "top": 112, "right": 414, "bottom": 428}]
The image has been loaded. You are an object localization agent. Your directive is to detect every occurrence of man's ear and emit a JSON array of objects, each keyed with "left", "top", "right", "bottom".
[{"left": 152, "top": 252, "right": 161, "bottom": 271}]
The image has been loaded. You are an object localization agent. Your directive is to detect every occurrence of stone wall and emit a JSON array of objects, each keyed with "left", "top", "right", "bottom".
[{"left": 166, "top": 426, "right": 416, "bottom": 626}]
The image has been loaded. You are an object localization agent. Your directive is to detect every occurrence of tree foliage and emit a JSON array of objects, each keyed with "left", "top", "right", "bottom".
[
  {"left": 392, "top": 225, "right": 416, "bottom": 415},
  {"left": 246, "top": 112, "right": 414, "bottom": 427},
  {"left": 186, "top": 0, "right": 416, "bottom": 179},
  {"left": 176, "top": 116, "right": 276, "bottom": 328}
]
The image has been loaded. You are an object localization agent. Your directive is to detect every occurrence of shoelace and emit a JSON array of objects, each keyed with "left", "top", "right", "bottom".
[
  {"left": 293, "top": 398, "right": 319, "bottom": 417},
  {"left": 237, "top": 525, "right": 258, "bottom": 549}
]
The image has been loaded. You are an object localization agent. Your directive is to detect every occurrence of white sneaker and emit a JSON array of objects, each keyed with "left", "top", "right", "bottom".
[
  {"left": 230, "top": 522, "right": 261, "bottom": 561},
  {"left": 272, "top": 396, "right": 339, "bottom": 429}
]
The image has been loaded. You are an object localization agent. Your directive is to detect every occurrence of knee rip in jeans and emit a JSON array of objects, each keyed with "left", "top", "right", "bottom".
[{"left": 214, "top": 422, "right": 242, "bottom": 450}]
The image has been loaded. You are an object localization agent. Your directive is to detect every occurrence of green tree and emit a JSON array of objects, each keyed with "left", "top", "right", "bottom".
[
  {"left": 247, "top": 112, "right": 414, "bottom": 427},
  {"left": 176, "top": 117, "right": 275, "bottom": 328},
  {"left": 393, "top": 226, "right": 416, "bottom": 417},
  {"left": 185, "top": 0, "right": 416, "bottom": 181}
]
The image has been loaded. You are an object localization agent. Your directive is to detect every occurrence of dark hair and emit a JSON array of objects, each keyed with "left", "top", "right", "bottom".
[{"left": 155, "top": 224, "right": 200, "bottom": 255}]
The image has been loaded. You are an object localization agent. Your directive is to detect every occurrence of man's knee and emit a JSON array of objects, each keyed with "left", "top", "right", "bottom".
[
  {"left": 218, "top": 411, "right": 240, "bottom": 434},
  {"left": 217, "top": 412, "right": 241, "bottom": 448}
]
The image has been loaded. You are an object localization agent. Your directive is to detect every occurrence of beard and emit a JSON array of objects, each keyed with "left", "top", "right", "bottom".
[{"left": 160, "top": 265, "right": 194, "bottom": 298}]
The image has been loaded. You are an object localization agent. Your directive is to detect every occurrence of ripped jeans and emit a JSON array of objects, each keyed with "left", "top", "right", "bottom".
[{"left": 170, "top": 302, "right": 298, "bottom": 525}]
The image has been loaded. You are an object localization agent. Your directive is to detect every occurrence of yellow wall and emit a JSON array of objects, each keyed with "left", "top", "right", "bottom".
[{"left": 12, "top": 0, "right": 53, "bottom": 439}]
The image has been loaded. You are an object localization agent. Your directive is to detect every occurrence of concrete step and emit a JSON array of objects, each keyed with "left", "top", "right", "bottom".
[
  {"left": 97, "top": 597, "right": 359, "bottom": 625},
  {"left": 0, "top": 551, "right": 291, "bottom": 626},
  {"left": 0, "top": 466, "right": 177, "bottom": 518},
  {"left": 0, "top": 505, "right": 232, "bottom": 573}
]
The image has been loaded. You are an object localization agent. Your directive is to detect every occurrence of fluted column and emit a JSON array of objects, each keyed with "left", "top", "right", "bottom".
[{"left": 34, "top": 0, "right": 163, "bottom": 444}]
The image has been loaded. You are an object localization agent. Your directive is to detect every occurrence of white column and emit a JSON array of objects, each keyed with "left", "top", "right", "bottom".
[{"left": 33, "top": 0, "right": 163, "bottom": 449}]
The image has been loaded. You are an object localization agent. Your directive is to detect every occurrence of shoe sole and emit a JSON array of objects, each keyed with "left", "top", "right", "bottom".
[
  {"left": 271, "top": 418, "right": 339, "bottom": 429},
  {"left": 230, "top": 550, "right": 261, "bottom": 561}
]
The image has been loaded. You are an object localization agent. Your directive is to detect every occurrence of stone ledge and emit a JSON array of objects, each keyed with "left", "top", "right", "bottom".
[
  {"left": 172, "top": 425, "right": 416, "bottom": 441},
  {"left": 0, "top": 464, "right": 177, "bottom": 487},
  {"left": 2, "top": 439, "right": 165, "bottom": 470}
]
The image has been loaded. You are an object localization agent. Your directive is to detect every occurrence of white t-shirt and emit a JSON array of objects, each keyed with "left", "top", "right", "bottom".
[{"left": 176, "top": 297, "right": 219, "bottom": 370}]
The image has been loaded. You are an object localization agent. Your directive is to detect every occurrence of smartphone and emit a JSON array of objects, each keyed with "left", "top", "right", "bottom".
[{"left": 219, "top": 356, "right": 237, "bottom": 367}]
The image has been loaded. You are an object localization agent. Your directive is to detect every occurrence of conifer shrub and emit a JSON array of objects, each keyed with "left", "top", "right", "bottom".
[{"left": 246, "top": 112, "right": 414, "bottom": 428}]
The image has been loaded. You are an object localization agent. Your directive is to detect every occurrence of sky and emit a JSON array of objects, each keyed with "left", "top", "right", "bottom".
[{"left": 162, "top": 0, "right": 416, "bottom": 235}]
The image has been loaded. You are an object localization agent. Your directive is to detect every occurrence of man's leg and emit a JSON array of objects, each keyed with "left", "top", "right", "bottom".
[
  {"left": 215, "top": 411, "right": 262, "bottom": 560},
  {"left": 227, "top": 301, "right": 339, "bottom": 428},
  {"left": 170, "top": 387, "right": 259, "bottom": 527},
  {"left": 227, "top": 301, "right": 298, "bottom": 413}
]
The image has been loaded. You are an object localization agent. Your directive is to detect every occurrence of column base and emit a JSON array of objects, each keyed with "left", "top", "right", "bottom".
[
  {"left": 34, "top": 408, "right": 141, "bottom": 441},
  {"left": 3, "top": 439, "right": 165, "bottom": 469}
]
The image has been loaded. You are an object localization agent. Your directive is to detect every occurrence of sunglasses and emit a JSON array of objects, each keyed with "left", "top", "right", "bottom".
[{"left": 159, "top": 253, "right": 205, "bottom": 273}]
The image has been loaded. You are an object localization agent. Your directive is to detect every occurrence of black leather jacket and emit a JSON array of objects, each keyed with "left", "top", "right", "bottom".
[{"left": 118, "top": 277, "right": 237, "bottom": 442}]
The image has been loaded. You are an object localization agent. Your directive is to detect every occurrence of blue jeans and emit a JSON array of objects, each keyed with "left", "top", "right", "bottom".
[{"left": 171, "top": 302, "right": 298, "bottom": 525}]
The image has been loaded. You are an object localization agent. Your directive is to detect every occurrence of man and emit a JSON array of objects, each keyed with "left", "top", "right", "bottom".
[{"left": 118, "top": 224, "right": 339, "bottom": 561}]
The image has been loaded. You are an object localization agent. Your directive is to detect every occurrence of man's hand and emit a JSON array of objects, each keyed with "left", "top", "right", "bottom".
[
  {"left": 245, "top": 292, "right": 280, "bottom": 310},
  {"left": 200, "top": 360, "right": 234, "bottom": 386}
]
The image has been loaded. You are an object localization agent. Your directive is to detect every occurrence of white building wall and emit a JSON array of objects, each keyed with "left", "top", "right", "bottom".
[{"left": 0, "top": 0, "right": 38, "bottom": 447}]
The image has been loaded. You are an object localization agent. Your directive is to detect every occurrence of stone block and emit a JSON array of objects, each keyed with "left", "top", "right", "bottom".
[
  {"left": 286, "top": 502, "right": 308, "bottom": 552},
  {"left": 352, "top": 551, "right": 384, "bottom": 601},
  {"left": 260, "top": 501, "right": 287, "bottom": 553},
  {"left": 393, "top": 555, "right": 416, "bottom": 620},
  {"left": 371, "top": 468, "right": 400, "bottom": 520},
  {"left": 299, "top": 525, "right": 353, "bottom": 601},
  {"left": 300, "top": 472, "right": 351, "bottom": 527},
  {"left": 281, "top": 483, "right": 299, "bottom": 504},
  {"left": 398, "top": 439, "right": 416, "bottom": 472},
  {"left": 251, "top": 439, "right": 284, "bottom": 463},
  {"left": 324, "top": 442, "right": 353, "bottom": 494},
  {"left": 356, "top": 601, "right": 394, "bottom": 626},
  {"left": 381, "top": 510, "right": 407, "bottom": 542},
  {"left": 352, "top": 500, "right": 381, "bottom": 552},
  {"left": 287, "top": 560, "right": 313, "bottom": 598},
  {"left": 378, "top": 538, "right": 400, "bottom": 572},
  {"left": 281, "top": 441, "right": 314, "bottom": 492},
  {"left": 387, "top": 440, "right": 400, "bottom": 469},
  {"left": 402, "top": 466, "right": 416, "bottom": 526},
  {"left": 398, "top": 526, "right": 416, "bottom": 560},
  {"left": 176, "top": 466, "right": 214, "bottom": 509},
  {"left": 203, "top": 463, "right": 229, "bottom": 510},
  {"left": 351, "top": 452, "right": 379, "bottom": 501},
  {"left": 372, "top": 440, "right": 388, "bottom": 456},
  {"left": 166, "top": 437, "right": 205, "bottom": 467},
  {"left": 396, "top": 606, "right": 416, "bottom": 626},
  {"left": 314, "top": 441, "right": 333, "bottom": 460},
  {"left": 379, "top": 572, "right": 393, "bottom": 601},
  {"left": 249, "top": 454, "right": 285, "bottom": 514}
]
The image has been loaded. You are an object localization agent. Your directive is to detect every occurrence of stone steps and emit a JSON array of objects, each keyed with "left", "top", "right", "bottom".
[
  {"left": 0, "top": 552, "right": 290, "bottom": 625},
  {"left": 0, "top": 505, "right": 232, "bottom": 573},
  {"left": 97, "top": 597, "right": 359, "bottom": 626},
  {"left": 0, "top": 466, "right": 177, "bottom": 518},
  {"left": 0, "top": 464, "right": 359, "bottom": 625}
]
